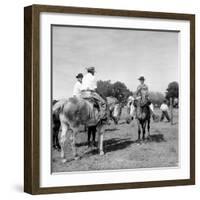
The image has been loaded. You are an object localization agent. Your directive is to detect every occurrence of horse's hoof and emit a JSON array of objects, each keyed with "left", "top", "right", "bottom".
[
  {"left": 99, "top": 151, "right": 104, "bottom": 156},
  {"left": 61, "top": 158, "right": 67, "bottom": 163},
  {"left": 56, "top": 146, "right": 61, "bottom": 151},
  {"left": 92, "top": 142, "right": 97, "bottom": 148},
  {"left": 147, "top": 136, "right": 151, "bottom": 141},
  {"left": 136, "top": 140, "right": 142, "bottom": 145},
  {"left": 74, "top": 156, "right": 79, "bottom": 161}
]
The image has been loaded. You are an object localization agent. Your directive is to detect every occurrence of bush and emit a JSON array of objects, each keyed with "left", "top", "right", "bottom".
[
  {"left": 149, "top": 92, "right": 165, "bottom": 107},
  {"left": 96, "top": 80, "right": 133, "bottom": 103}
]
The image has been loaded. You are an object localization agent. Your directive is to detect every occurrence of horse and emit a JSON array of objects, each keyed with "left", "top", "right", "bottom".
[
  {"left": 126, "top": 96, "right": 135, "bottom": 124},
  {"left": 52, "top": 99, "right": 61, "bottom": 151},
  {"left": 53, "top": 96, "right": 110, "bottom": 162},
  {"left": 107, "top": 96, "right": 123, "bottom": 124},
  {"left": 133, "top": 97, "right": 151, "bottom": 142},
  {"left": 52, "top": 96, "right": 122, "bottom": 154},
  {"left": 87, "top": 99, "right": 123, "bottom": 147}
]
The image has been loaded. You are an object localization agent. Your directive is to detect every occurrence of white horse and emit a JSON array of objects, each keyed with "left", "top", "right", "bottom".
[
  {"left": 126, "top": 96, "right": 135, "bottom": 123},
  {"left": 126, "top": 96, "right": 154, "bottom": 124}
]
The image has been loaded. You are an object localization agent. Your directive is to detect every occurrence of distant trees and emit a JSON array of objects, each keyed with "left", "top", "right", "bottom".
[
  {"left": 149, "top": 82, "right": 179, "bottom": 107},
  {"left": 96, "top": 80, "right": 179, "bottom": 107},
  {"left": 96, "top": 80, "right": 133, "bottom": 103},
  {"left": 149, "top": 92, "right": 165, "bottom": 107},
  {"left": 96, "top": 80, "right": 113, "bottom": 98},
  {"left": 165, "top": 81, "right": 179, "bottom": 100},
  {"left": 165, "top": 81, "right": 179, "bottom": 107}
]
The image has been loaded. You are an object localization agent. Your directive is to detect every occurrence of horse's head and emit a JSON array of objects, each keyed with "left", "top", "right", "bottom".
[
  {"left": 133, "top": 96, "right": 141, "bottom": 107},
  {"left": 112, "top": 103, "right": 123, "bottom": 124},
  {"left": 125, "top": 97, "right": 137, "bottom": 124}
]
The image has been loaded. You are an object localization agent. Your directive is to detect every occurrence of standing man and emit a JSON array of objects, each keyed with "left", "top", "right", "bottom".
[
  {"left": 73, "top": 73, "right": 83, "bottom": 97},
  {"left": 136, "top": 76, "right": 156, "bottom": 120},
  {"left": 81, "top": 67, "right": 107, "bottom": 120},
  {"left": 160, "top": 100, "right": 171, "bottom": 122}
]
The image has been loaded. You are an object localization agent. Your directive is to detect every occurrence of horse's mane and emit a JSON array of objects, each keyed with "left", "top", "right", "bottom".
[
  {"left": 135, "top": 102, "right": 150, "bottom": 120},
  {"left": 106, "top": 96, "right": 118, "bottom": 105},
  {"left": 69, "top": 96, "right": 81, "bottom": 104}
]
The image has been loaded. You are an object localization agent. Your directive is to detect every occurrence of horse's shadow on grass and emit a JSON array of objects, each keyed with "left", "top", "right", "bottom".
[
  {"left": 118, "top": 121, "right": 127, "bottom": 125},
  {"left": 105, "top": 127, "right": 120, "bottom": 132},
  {"left": 76, "top": 128, "right": 119, "bottom": 148},
  {"left": 83, "top": 137, "right": 134, "bottom": 156},
  {"left": 104, "top": 138, "right": 133, "bottom": 152},
  {"left": 148, "top": 134, "right": 166, "bottom": 143},
  {"left": 79, "top": 134, "right": 166, "bottom": 157}
]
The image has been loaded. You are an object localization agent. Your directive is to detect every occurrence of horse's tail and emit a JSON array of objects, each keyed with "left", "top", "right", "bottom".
[{"left": 52, "top": 99, "right": 67, "bottom": 116}]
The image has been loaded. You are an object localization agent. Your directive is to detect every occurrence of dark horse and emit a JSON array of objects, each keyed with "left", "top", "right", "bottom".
[
  {"left": 52, "top": 100, "right": 61, "bottom": 151},
  {"left": 133, "top": 97, "right": 151, "bottom": 142}
]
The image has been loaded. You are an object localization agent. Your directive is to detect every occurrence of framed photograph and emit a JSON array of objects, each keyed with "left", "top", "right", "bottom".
[{"left": 24, "top": 4, "right": 195, "bottom": 194}]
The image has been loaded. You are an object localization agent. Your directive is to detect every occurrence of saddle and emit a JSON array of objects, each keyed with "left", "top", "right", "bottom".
[
  {"left": 136, "top": 96, "right": 151, "bottom": 108},
  {"left": 84, "top": 97, "right": 100, "bottom": 110},
  {"left": 80, "top": 90, "right": 108, "bottom": 122},
  {"left": 140, "top": 100, "right": 151, "bottom": 108}
]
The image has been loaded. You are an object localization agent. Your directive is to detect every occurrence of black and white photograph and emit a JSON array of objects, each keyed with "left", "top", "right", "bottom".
[
  {"left": 51, "top": 25, "right": 179, "bottom": 173},
  {"left": 23, "top": 4, "right": 195, "bottom": 194}
]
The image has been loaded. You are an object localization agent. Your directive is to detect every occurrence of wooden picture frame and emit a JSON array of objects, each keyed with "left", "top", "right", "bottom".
[{"left": 24, "top": 4, "right": 195, "bottom": 194}]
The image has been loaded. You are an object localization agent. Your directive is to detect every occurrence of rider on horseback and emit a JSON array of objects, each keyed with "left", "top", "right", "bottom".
[
  {"left": 73, "top": 73, "right": 83, "bottom": 97},
  {"left": 136, "top": 76, "right": 157, "bottom": 120},
  {"left": 81, "top": 66, "right": 108, "bottom": 121}
]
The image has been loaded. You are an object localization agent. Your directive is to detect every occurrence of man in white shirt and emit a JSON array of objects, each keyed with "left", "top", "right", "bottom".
[
  {"left": 72, "top": 73, "right": 83, "bottom": 97},
  {"left": 81, "top": 68, "right": 97, "bottom": 91},
  {"left": 160, "top": 100, "right": 170, "bottom": 122},
  {"left": 81, "top": 67, "right": 107, "bottom": 121}
]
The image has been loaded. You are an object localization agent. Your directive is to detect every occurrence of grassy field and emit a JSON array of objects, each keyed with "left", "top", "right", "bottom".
[{"left": 52, "top": 108, "right": 179, "bottom": 173}]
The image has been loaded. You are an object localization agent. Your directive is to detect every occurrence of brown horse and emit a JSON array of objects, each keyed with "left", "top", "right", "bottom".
[
  {"left": 133, "top": 97, "right": 151, "bottom": 142},
  {"left": 52, "top": 97, "right": 122, "bottom": 152},
  {"left": 53, "top": 97, "right": 108, "bottom": 162}
]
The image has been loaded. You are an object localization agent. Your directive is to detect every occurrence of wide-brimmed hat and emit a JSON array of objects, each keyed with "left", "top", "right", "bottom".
[
  {"left": 76, "top": 73, "right": 83, "bottom": 78},
  {"left": 86, "top": 66, "right": 96, "bottom": 72},
  {"left": 138, "top": 76, "right": 145, "bottom": 81}
]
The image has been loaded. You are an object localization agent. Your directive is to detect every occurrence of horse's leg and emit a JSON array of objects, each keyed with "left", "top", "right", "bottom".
[
  {"left": 53, "top": 129, "right": 56, "bottom": 149},
  {"left": 137, "top": 120, "right": 141, "bottom": 142},
  {"left": 142, "top": 122, "right": 146, "bottom": 141},
  {"left": 87, "top": 126, "right": 92, "bottom": 147},
  {"left": 110, "top": 113, "right": 117, "bottom": 125},
  {"left": 147, "top": 119, "right": 151, "bottom": 140},
  {"left": 97, "top": 125, "right": 104, "bottom": 155},
  {"left": 92, "top": 126, "right": 96, "bottom": 147},
  {"left": 54, "top": 131, "right": 59, "bottom": 150},
  {"left": 71, "top": 128, "right": 79, "bottom": 160},
  {"left": 55, "top": 126, "right": 61, "bottom": 150},
  {"left": 59, "top": 122, "right": 68, "bottom": 163}
]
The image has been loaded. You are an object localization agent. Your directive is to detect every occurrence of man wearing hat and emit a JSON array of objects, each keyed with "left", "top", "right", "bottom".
[
  {"left": 72, "top": 73, "right": 83, "bottom": 97},
  {"left": 81, "top": 67, "right": 97, "bottom": 91},
  {"left": 81, "top": 67, "right": 107, "bottom": 120},
  {"left": 136, "top": 76, "right": 149, "bottom": 103},
  {"left": 136, "top": 76, "right": 156, "bottom": 120}
]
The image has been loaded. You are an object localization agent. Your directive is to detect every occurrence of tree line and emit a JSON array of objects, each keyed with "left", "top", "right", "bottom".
[{"left": 96, "top": 80, "right": 179, "bottom": 107}]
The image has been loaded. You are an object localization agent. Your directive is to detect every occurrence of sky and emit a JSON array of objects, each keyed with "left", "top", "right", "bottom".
[{"left": 52, "top": 25, "right": 178, "bottom": 100}]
